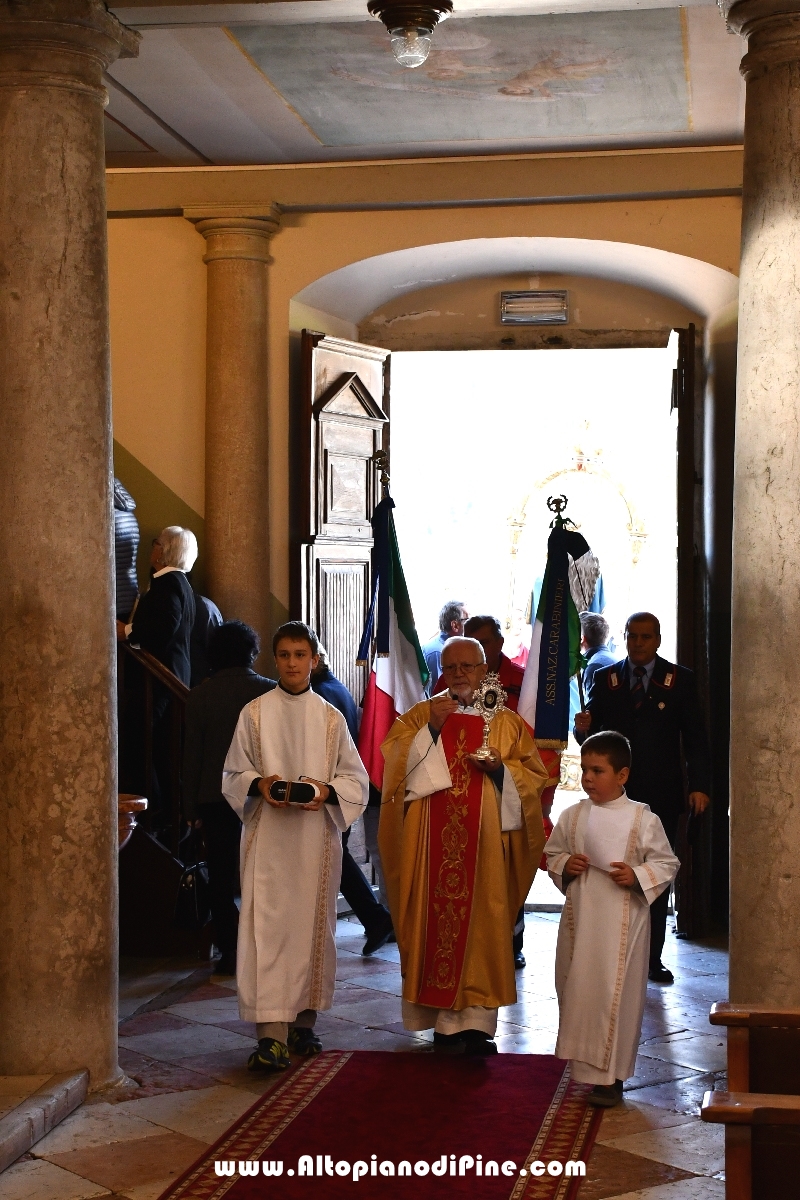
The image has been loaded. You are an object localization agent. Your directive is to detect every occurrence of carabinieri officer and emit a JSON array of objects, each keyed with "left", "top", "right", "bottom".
[{"left": 574, "top": 611, "right": 711, "bottom": 984}]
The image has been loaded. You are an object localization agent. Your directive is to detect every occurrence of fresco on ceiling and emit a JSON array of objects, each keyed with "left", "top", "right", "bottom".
[{"left": 230, "top": 11, "right": 690, "bottom": 146}]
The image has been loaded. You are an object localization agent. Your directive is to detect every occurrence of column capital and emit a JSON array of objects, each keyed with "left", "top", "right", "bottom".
[
  {"left": 0, "top": 0, "right": 139, "bottom": 101},
  {"left": 184, "top": 205, "right": 281, "bottom": 264},
  {"left": 725, "top": 0, "right": 800, "bottom": 79}
]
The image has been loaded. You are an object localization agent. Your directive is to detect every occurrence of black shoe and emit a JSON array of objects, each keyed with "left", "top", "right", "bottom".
[
  {"left": 362, "top": 916, "right": 394, "bottom": 957},
  {"left": 288, "top": 1027, "right": 323, "bottom": 1056},
  {"left": 588, "top": 1082, "right": 623, "bottom": 1108},
  {"left": 463, "top": 1030, "right": 498, "bottom": 1056},
  {"left": 213, "top": 954, "right": 236, "bottom": 976},
  {"left": 514, "top": 952, "right": 526, "bottom": 970},
  {"left": 247, "top": 1039, "right": 290, "bottom": 1072},
  {"left": 648, "top": 962, "right": 675, "bottom": 984},
  {"left": 433, "top": 1031, "right": 467, "bottom": 1055}
]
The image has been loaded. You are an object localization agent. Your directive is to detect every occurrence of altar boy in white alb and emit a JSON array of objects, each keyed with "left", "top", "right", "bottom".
[
  {"left": 223, "top": 621, "right": 368, "bottom": 1073},
  {"left": 545, "top": 731, "right": 679, "bottom": 1108}
]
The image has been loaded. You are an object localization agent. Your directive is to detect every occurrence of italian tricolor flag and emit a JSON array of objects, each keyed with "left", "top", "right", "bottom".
[
  {"left": 357, "top": 496, "right": 429, "bottom": 789},
  {"left": 518, "top": 520, "right": 599, "bottom": 749}
]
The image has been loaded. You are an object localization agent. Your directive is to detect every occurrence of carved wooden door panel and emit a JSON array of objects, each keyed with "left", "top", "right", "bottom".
[{"left": 293, "top": 332, "right": 390, "bottom": 702}]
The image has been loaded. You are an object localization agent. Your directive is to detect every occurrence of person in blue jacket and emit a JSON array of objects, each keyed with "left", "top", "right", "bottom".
[{"left": 311, "top": 646, "right": 394, "bottom": 956}]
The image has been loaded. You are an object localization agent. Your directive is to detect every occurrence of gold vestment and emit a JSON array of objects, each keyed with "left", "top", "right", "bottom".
[{"left": 378, "top": 703, "right": 549, "bottom": 1012}]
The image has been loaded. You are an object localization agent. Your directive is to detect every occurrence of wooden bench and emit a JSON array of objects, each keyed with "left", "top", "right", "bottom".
[{"left": 700, "top": 1003, "right": 800, "bottom": 1200}]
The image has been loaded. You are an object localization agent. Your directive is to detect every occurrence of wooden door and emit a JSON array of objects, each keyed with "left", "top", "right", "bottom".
[
  {"left": 673, "top": 323, "right": 697, "bottom": 670},
  {"left": 671, "top": 322, "right": 712, "bottom": 938},
  {"left": 293, "top": 332, "right": 390, "bottom": 702}
]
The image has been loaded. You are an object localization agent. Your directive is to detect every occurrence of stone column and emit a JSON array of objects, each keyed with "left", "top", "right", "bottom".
[
  {"left": 725, "top": 0, "right": 800, "bottom": 1005},
  {"left": 703, "top": 305, "right": 738, "bottom": 932},
  {"left": 184, "top": 206, "right": 280, "bottom": 646},
  {"left": 0, "top": 2, "right": 138, "bottom": 1085}
]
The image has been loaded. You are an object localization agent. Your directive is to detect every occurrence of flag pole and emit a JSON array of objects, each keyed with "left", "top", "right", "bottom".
[
  {"left": 577, "top": 668, "right": 587, "bottom": 713},
  {"left": 548, "top": 494, "right": 590, "bottom": 714}
]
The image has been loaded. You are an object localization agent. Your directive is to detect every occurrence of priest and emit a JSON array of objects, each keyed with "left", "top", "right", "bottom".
[
  {"left": 222, "top": 620, "right": 369, "bottom": 1072},
  {"left": 379, "top": 637, "right": 549, "bottom": 1054}
]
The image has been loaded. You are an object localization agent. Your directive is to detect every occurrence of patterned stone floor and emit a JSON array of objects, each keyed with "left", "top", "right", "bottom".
[{"left": 2, "top": 914, "right": 728, "bottom": 1200}]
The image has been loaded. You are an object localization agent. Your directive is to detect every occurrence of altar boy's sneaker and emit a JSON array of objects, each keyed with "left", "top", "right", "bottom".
[
  {"left": 248, "top": 1039, "right": 290, "bottom": 1072},
  {"left": 288, "top": 1027, "right": 323, "bottom": 1056}
]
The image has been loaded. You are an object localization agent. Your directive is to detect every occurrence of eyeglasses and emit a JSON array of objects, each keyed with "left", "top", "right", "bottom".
[{"left": 441, "top": 661, "right": 484, "bottom": 674}]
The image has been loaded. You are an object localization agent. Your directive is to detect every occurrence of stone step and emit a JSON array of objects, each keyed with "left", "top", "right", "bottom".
[{"left": 0, "top": 1070, "right": 88, "bottom": 1174}]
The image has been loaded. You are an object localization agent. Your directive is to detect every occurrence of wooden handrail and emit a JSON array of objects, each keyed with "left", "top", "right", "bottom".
[
  {"left": 702, "top": 1090, "right": 800, "bottom": 1125},
  {"left": 709, "top": 1002, "right": 800, "bottom": 1028},
  {"left": 121, "top": 641, "right": 190, "bottom": 703},
  {"left": 706, "top": 1000, "right": 800, "bottom": 1200},
  {"left": 119, "top": 640, "right": 188, "bottom": 855}
]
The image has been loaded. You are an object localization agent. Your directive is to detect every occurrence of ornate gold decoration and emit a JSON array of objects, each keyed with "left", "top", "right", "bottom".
[
  {"left": 427, "top": 728, "right": 472, "bottom": 991},
  {"left": 472, "top": 671, "right": 507, "bottom": 760}
]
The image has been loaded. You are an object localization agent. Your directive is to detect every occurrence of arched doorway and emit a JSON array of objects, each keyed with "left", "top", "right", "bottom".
[
  {"left": 290, "top": 234, "right": 737, "bottom": 935},
  {"left": 290, "top": 235, "right": 736, "bottom": 660}
]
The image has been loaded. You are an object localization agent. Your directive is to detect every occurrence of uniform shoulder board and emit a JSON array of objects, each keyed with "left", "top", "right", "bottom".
[{"left": 653, "top": 663, "right": 677, "bottom": 690}]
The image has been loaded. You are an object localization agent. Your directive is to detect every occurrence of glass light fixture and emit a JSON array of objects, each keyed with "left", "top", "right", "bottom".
[
  {"left": 389, "top": 26, "right": 433, "bottom": 68},
  {"left": 368, "top": 2, "right": 454, "bottom": 69}
]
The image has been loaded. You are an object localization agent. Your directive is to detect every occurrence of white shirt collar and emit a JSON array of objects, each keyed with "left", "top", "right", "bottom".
[{"left": 153, "top": 566, "right": 183, "bottom": 578}]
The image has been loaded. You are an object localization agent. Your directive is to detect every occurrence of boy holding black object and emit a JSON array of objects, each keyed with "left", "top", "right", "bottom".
[
  {"left": 223, "top": 621, "right": 369, "bottom": 1072},
  {"left": 545, "top": 732, "right": 679, "bottom": 1107}
]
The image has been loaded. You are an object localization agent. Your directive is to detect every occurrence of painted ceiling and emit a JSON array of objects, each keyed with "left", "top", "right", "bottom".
[
  {"left": 231, "top": 12, "right": 689, "bottom": 146},
  {"left": 106, "top": 0, "right": 745, "bottom": 166}
]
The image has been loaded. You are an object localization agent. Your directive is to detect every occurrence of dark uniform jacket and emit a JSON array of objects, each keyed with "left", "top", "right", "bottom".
[
  {"left": 577, "top": 655, "right": 711, "bottom": 824},
  {"left": 189, "top": 592, "right": 223, "bottom": 687},
  {"left": 311, "top": 666, "right": 359, "bottom": 742},
  {"left": 130, "top": 570, "right": 196, "bottom": 686},
  {"left": 183, "top": 666, "right": 276, "bottom": 818}
]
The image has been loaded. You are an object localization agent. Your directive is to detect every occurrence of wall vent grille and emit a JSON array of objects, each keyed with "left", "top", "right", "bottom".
[{"left": 500, "top": 290, "right": 569, "bottom": 325}]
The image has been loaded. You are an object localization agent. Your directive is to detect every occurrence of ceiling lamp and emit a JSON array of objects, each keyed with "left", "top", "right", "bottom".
[{"left": 367, "top": 2, "right": 454, "bottom": 68}]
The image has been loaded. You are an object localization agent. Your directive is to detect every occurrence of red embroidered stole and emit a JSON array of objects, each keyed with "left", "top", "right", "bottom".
[{"left": 417, "top": 715, "right": 484, "bottom": 1009}]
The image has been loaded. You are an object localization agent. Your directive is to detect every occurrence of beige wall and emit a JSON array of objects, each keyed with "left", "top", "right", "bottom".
[
  {"left": 359, "top": 272, "right": 702, "bottom": 351},
  {"left": 106, "top": 146, "right": 743, "bottom": 214},
  {"left": 107, "top": 147, "right": 742, "bottom": 622},
  {"left": 108, "top": 217, "right": 207, "bottom": 517},
  {"left": 266, "top": 197, "right": 739, "bottom": 611}
]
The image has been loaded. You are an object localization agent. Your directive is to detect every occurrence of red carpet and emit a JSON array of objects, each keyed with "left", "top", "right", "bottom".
[{"left": 159, "top": 1052, "right": 601, "bottom": 1200}]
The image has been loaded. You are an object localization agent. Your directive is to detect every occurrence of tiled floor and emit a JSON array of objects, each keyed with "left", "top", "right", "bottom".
[{"left": 3, "top": 913, "right": 729, "bottom": 1200}]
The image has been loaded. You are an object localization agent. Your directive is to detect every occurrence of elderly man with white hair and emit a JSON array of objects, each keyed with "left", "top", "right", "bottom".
[
  {"left": 119, "top": 525, "right": 198, "bottom": 685},
  {"left": 379, "top": 636, "right": 549, "bottom": 1055}
]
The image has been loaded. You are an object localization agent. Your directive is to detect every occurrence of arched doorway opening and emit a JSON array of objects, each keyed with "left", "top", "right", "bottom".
[
  {"left": 290, "top": 235, "right": 737, "bottom": 663},
  {"left": 291, "top": 237, "right": 738, "bottom": 929}
]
